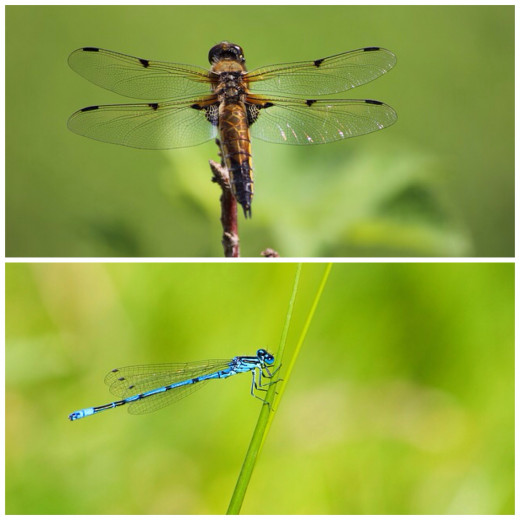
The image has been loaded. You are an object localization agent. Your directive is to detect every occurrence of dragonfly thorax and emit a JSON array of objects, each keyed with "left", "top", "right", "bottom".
[{"left": 214, "top": 72, "right": 246, "bottom": 101}]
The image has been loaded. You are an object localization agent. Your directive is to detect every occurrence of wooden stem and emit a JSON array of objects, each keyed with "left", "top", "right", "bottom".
[{"left": 209, "top": 159, "right": 240, "bottom": 258}]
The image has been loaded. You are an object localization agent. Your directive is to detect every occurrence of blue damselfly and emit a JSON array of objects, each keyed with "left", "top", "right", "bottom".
[{"left": 68, "top": 349, "right": 276, "bottom": 421}]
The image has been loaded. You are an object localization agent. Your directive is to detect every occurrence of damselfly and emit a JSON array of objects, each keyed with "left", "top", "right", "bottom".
[{"left": 68, "top": 349, "right": 276, "bottom": 421}]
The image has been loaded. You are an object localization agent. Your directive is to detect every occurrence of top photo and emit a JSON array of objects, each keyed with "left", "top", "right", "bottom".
[{"left": 6, "top": 5, "right": 514, "bottom": 258}]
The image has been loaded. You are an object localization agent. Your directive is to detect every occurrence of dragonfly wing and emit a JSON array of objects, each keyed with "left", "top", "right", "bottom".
[
  {"left": 105, "top": 359, "right": 232, "bottom": 398},
  {"left": 247, "top": 47, "right": 396, "bottom": 96},
  {"left": 67, "top": 99, "right": 218, "bottom": 149},
  {"left": 248, "top": 96, "right": 398, "bottom": 145},
  {"left": 68, "top": 47, "right": 212, "bottom": 100}
]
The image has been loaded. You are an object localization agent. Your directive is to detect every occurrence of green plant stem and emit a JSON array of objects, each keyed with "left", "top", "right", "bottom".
[
  {"left": 262, "top": 263, "right": 332, "bottom": 443},
  {"left": 226, "top": 263, "right": 332, "bottom": 514}
]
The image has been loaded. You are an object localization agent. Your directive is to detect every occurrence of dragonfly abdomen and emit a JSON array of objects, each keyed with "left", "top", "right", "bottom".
[{"left": 219, "top": 102, "right": 254, "bottom": 217}]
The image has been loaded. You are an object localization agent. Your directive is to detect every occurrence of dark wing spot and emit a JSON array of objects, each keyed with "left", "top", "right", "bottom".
[
  {"left": 192, "top": 377, "right": 200, "bottom": 383},
  {"left": 81, "top": 105, "right": 99, "bottom": 112},
  {"left": 246, "top": 104, "right": 260, "bottom": 125},
  {"left": 247, "top": 102, "right": 273, "bottom": 126},
  {"left": 192, "top": 103, "right": 219, "bottom": 126},
  {"left": 365, "top": 99, "right": 383, "bottom": 105},
  {"left": 82, "top": 47, "right": 99, "bottom": 52},
  {"left": 203, "top": 105, "right": 219, "bottom": 126},
  {"left": 314, "top": 58, "right": 324, "bottom": 67},
  {"left": 148, "top": 103, "right": 159, "bottom": 110},
  {"left": 128, "top": 385, "right": 135, "bottom": 390},
  {"left": 139, "top": 58, "right": 150, "bottom": 68},
  {"left": 306, "top": 99, "right": 317, "bottom": 107},
  {"left": 363, "top": 47, "right": 381, "bottom": 52},
  {"left": 117, "top": 377, "right": 125, "bottom": 382},
  {"left": 111, "top": 369, "right": 119, "bottom": 373}
]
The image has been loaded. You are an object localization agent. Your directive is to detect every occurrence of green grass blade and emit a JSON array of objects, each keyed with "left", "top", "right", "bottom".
[
  {"left": 262, "top": 263, "right": 332, "bottom": 442},
  {"left": 226, "top": 263, "right": 332, "bottom": 514}
]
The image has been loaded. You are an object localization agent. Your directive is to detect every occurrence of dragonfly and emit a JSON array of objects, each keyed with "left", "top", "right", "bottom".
[
  {"left": 68, "top": 349, "right": 276, "bottom": 420},
  {"left": 68, "top": 42, "right": 397, "bottom": 217}
]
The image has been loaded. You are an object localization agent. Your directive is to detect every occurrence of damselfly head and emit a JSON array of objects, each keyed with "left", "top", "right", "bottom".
[{"left": 256, "top": 349, "right": 274, "bottom": 365}]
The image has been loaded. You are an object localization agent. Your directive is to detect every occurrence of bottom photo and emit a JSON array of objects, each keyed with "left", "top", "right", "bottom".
[{"left": 5, "top": 262, "right": 514, "bottom": 514}]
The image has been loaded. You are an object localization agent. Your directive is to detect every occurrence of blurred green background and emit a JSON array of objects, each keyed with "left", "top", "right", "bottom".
[
  {"left": 5, "top": 5, "right": 514, "bottom": 257},
  {"left": 6, "top": 262, "right": 514, "bottom": 514}
]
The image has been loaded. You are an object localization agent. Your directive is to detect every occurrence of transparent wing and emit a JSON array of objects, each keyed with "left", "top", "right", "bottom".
[
  {"left": 127, "top": 381, "right": 212, "bottom": 415},
  {"left": 248, "top": 96, "right": 398, "bottom": 145},
  {"left": 246, "top": 47, "right": 396, "bottom": 96},
  {"left": 68, "top": 47, "right": 213, "bottom": 100},
  {"left": 67, "top": 99, "right": 218, "bottom": 149},
  {"left": 104, "top": 359, "right": 233, "bottom": 398}
]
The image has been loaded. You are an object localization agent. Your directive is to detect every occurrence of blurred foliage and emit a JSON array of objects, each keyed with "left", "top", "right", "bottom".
[
  {"left": 6, "top": 263, "right": 514, "bottom": 513},
  {"left": 5, "top": 5, "right": 513, "bottom": 257}
]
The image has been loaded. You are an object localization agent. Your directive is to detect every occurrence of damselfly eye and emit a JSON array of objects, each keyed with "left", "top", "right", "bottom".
[{"left": 257, "top": 349, "right": 275, "bottom": 364}]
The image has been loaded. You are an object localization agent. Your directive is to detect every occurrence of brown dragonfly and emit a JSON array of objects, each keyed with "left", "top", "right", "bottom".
[{"left": 68, "top": 42, "right": 397, "bottom": 217}]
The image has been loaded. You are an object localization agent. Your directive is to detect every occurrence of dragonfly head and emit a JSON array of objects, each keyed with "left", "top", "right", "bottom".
[
  {"left": 256, "top": 348, "right": 275, "bottom": 365},
  {"left": 209, "top": 41, "right": 245, "bottom": 65}
]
